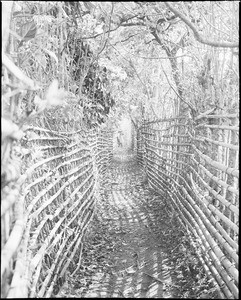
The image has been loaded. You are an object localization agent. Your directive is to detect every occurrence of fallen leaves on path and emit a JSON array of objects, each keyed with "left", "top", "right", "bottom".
[{"left": 54, "top": 154, "right": 219, "bottom": 299}]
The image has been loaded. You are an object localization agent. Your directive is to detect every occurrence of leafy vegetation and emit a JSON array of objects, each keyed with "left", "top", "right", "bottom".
[
  {"left": 1, "top": 1, "right": 239, "bottom": 298},
  {"left": 3, "top": 1, "right": 238, "bottom": 131}
]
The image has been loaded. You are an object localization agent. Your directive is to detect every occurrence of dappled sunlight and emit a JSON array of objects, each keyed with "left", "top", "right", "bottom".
[
  {"left": 57, "top": 156, "right": 218, "bottom": 299},
  {"left": 2, "top": 1, "right": 238, "bottom": 298}
]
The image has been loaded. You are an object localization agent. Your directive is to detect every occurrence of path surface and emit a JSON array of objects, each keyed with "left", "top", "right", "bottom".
[{"left": 56, "top": 152, "right": 218, "bottom": 298}]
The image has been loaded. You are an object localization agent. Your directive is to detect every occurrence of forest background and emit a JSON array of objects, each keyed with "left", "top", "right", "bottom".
[{"left": 1, "top": 1, "right": 239, "bottom": 298}]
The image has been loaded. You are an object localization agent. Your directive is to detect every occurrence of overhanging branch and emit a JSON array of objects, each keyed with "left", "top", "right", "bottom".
[
  {"left": 165, "top": 2, "right": 239, "bottom": 48},
  {"left": 162, "top": 68, "right": 196, "bottom": 114}
]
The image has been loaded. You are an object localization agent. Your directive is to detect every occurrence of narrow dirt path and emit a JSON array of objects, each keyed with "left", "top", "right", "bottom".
[{"left": 56, "top": 152, "right": 218, "bottom": 298}]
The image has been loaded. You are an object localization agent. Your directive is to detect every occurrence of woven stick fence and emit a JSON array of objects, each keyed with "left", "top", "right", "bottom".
[
  {"left": 138, "top": 113, "right": 239, "bottom": 299},
  {"left": 1, "top": 2, "right": 115, "bottom": 296},
  {"left": 1, "top": 125, "right": 113, "bottom": 298}
]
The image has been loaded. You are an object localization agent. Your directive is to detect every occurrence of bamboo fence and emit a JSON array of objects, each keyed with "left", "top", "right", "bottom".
[
  {"left": 1, "top": 125, "right": 113, "bottom": 298},
  {"left": 1, "top": 2, "right": 114, "bottom": 297},
  {"left": 138, "top": 113, "right": 239, "bottom": 299}
]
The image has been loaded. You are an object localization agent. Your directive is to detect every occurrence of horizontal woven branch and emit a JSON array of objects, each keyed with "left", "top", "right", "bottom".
[
  {"left": 163, "top": 187, "right": 235, "bottom": 299},
  {"left": 138, "top": 114, "right": 239, "bottom": 298},
  {"left": 143, "top": 116, "right": 187, "bottom": 125},
  {"left": 144, "top": 138, "right": 193, "bottom": 156},
  {"left": 195, "top": 124, "right": 239, "bottom": 131},
  {"left": 146, "top": 150, "right": 238, "bottom": 232},
  {"left": 193, "top": 135, "right": 239, "bottom": 151},
  {"left": 195, "top": 113, "right": 238, "bottom": 121},
  {"left": 165, "top": 179, "right": 239, "bottom": 295},
  {"left": 193, "top": 145, "right": 239, "bottom": 178},
  {"left": 192, "top": 156, "right": 239, "bottom": 205}
]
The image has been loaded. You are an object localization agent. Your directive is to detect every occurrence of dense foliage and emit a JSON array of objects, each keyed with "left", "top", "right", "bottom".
[
  {"left": 1, "top": 2, "right": 239, "bottom": 298},
  {"left": 2, "top": 0, "right": 239, "bottom": 206},
  {"left": 3, "top": 1, "right": 238, "bottom": 132},
  {"left": 67, "top": 38, "right": 115, "bottom": 127}
]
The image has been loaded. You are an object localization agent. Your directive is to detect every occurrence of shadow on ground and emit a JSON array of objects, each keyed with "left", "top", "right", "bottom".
[{"left": 55, "top": 151, "right": 219, "bottom": 298}]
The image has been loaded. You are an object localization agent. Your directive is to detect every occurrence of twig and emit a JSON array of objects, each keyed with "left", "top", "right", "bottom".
[
  {"left": 96, "top": 3, "right": 115, "bottom": 57},
  {"left": 162, "top": 67, "right": 196, "bottom": 113},
  {"left": 165, "top": 2, "right": 238, "bottom": 48},
  {"left": 143, "top": 272, "right": 179, "bottom": 288}
]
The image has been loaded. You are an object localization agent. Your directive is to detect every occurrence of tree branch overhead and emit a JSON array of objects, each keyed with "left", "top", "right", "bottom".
[{"left": 165, "top": 2, "right": 239, "bottom": 48}]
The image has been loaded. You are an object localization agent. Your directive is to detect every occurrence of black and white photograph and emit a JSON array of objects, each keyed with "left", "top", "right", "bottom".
[{"left": 1, "top": 1, "right": 239, "bottom": 298}]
